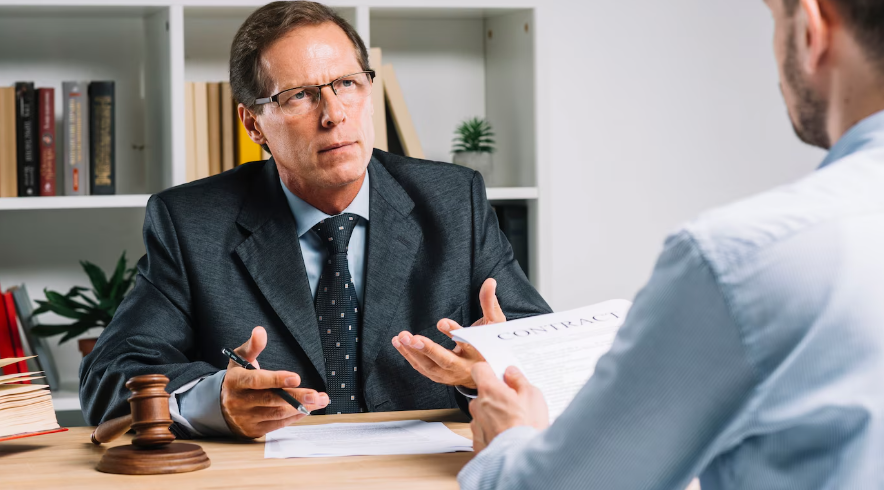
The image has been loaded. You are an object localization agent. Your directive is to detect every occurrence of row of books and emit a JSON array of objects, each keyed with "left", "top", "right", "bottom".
[
  {"left": 184, "top": 81, "right": 267, "bottom": 182},
  {"left": 0, "top": 284, "right": 59, "bottom": 391},
  {"left": 0, "top": 82, "right": 115, "bottom": 198}
]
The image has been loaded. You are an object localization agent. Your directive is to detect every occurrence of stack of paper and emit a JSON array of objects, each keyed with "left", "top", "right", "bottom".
[{"left": 265, "top": 420, "right": 472, "bottom": 458}]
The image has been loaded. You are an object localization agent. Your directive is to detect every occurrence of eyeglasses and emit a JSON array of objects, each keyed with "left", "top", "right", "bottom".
[{"left": 254, "top": 70, "right": 376, "bottom": 116}]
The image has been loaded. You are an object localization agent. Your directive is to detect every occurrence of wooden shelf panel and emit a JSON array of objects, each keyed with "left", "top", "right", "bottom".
[
  {"left": 0, "top": 189, "right": 536, "bottom": 211},
  {"left": 0, "top": 195, "right": 151, "bottom": 210}
]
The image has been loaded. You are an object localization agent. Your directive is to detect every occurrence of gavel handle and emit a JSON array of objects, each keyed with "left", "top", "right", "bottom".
[{"left": 91, "top": 414, "right": 133, "bottom": 445}]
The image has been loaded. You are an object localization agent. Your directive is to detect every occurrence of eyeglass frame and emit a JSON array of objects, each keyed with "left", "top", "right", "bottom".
[{"left": 254, "top": 70, "right": 376, "bottom": 112}]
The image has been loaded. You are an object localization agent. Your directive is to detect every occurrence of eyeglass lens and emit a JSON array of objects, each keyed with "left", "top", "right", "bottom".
[{"left": 276, "top": 73, "right": 372, "bottom": 115}]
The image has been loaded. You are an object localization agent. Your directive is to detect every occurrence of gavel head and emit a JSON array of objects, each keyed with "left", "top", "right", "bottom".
[{"left": 125, "top": 374, "right": 176, "bottom": 447}]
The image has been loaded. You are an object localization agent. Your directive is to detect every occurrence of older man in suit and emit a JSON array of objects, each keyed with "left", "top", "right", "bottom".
[{"left": 80, "top": 0, "right": 550, "bottom": 439}]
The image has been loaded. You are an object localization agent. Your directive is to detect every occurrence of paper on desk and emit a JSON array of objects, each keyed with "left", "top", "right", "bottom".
[{"left": 264, "top": 420, "right": 473, "bottom": 458}]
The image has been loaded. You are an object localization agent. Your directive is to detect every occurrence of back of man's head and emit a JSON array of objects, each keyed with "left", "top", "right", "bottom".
[{"left": 783, "top": 0, "right": 884, "bottom": 75}]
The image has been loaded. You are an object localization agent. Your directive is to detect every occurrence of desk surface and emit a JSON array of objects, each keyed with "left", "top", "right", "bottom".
[{"left": 0, "top": 409, "right": 473, "bottom": 490}]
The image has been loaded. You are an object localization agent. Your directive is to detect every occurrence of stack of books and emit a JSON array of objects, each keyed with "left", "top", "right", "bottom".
[
  {"left": 0, "top": 356, "right": 65, "bottom": 442},
  {"left": 184, "top": 81, "right": 266, "bottom": 182},
  {"left": 0, "top": 81, "right": 116, "bottom": 198}
]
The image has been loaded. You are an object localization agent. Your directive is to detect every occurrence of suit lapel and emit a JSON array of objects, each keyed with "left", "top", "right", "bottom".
[
  {"left": 234, "top": 159, "right": 326, "bottom": 384},
  {"left": 361, "top": 158, "right": 422, "bottom": 374}
]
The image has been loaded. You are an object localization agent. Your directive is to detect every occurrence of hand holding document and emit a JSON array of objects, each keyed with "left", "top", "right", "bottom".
[
  {"left": 452, "top": 300, "right": 631, "bottom": 421},
  {"left": 265, "top": 420, "right": 472, "bottom": 458}
]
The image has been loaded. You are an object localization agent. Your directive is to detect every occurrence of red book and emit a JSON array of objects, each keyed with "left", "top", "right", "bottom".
[
  {"left": 38, "top": 88, "right": 56, "bottom": 196},
  {"left": 0, "top": 289, "right": 17, "bottom": 376},
  {"left": 0, "top": 427, "right": 68, "bottom": 442},
  {"left": 3, "top": 292, "right": 28, "bottom": 379}
]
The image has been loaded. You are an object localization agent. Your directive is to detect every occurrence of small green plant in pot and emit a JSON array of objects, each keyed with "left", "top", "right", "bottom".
[
  {"left": 31, "top": 251, "right": 136, "bottom": 356},
  {"left": 452, "top": 117, "right": 496, "bottom": 183}
]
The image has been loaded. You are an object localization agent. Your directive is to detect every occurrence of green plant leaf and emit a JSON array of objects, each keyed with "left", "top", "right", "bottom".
[
  {"left": 30, "top": 324, "right": 77, "bottom": 337},
  {"left": 45, "top": 290, "right": 90, "bottom": 312},
  {"left": 34, "top": 296, "right": 86, "bottom": 320},
  {"left": 81, "top": 260, "right": 110, "bottom": 298},
  {"left": 74, "top": 292, "right": 99, "bottom": 308},
  {"left": 59, "top": 325, "right": 95, "bottom": 344},
  {"left": 107, "top": 252, "right": 128, "bottom": 299}
]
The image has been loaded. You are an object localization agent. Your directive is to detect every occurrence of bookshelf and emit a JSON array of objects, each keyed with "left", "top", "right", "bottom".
[{"left": 0, "top": 0, "right": 545, "bottom": 419}]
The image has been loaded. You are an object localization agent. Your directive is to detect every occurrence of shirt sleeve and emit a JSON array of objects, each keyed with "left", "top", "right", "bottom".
[
  {"left": 458, "top": 229, "right": 759, "bottom": 490},
  {"left": 169, "top": 369, "right": 232, "bottom": 438}
]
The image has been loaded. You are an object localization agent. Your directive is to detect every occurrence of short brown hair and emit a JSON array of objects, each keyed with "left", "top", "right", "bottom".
[
  {"left": 782, "top": 0, "right": 884, "bottom": 73},
  {"left": 229, "top": 1, "right": 371, "bottom": 114}
]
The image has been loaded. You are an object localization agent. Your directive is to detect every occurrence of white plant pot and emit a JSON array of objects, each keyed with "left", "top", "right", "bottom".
[{"left": 452, "top": 151, "right": 493, "bottom": 184}]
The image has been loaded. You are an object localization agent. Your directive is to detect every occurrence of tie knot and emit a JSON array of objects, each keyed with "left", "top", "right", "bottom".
[{"left": 313, "top": 213, "right": 359, "bottom": 254}]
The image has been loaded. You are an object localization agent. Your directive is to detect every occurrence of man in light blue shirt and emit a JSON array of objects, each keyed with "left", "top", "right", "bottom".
[{"left": 460, "top": 0, "right": 884, "bottom": 488}]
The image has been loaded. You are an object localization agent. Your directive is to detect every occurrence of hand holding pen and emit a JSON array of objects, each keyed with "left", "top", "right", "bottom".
[{"left": 219, "top": 326, "right": 330, "bottom": 439}]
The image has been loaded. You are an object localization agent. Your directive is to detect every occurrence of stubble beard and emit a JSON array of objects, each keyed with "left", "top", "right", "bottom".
[{"left": 783, "top": 26, "right": 831, "bottom": 149}]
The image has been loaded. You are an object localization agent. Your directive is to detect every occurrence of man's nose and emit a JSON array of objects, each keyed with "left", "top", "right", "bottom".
[{"left": 319, "top": 85, "right": 346, "bottom": 128}]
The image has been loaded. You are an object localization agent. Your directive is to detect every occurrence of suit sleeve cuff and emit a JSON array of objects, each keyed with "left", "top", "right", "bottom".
[
  {"left": 171, "top": 369, "right": 232, "bottom": 438},
  {"left": 456, "top": 385, "right": 478, "bottom": 399},
  {"left": 458, "top": 426, "right": 538, "bottom": 490}
]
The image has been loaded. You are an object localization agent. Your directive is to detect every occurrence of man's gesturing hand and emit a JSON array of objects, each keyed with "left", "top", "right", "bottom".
[
  {"left": 469, "top": 363, "right": 549, "bottom": 453},
  {"left": 221, "top": 326, "right": 329, "bottom": 438},
  {"left": 391, "top": 278, "right": 505, "bottom": 388}
]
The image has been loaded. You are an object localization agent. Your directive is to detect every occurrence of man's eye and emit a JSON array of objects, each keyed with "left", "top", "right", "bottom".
[
  {"left": 291, "top": 90, "right": 307, "bottom": 100},
  {"left": 340, "top": 80, "right": 355, "bottom": 88}
]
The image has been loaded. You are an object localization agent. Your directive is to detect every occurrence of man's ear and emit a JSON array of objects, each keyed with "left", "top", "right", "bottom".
[
  {"left": 237, "top": 103, "right": 267, "bottom": 146},
  {"left": 799, "top": 0, "right": 832, "bottom": 75}
]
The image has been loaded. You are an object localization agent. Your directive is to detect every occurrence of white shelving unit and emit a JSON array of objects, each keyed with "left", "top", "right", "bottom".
[{"left": 0, "top": 0, "right": 546, "bottom": 417}]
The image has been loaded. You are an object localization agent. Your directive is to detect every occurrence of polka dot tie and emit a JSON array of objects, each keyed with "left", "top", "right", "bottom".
[{"left": 313, "top": 213, "right": 365, "bottom": 414}]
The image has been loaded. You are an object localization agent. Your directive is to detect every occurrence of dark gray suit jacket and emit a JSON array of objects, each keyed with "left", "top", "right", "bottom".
[{"left": 80, "top": 150, "right": 551, "bottom": 428}]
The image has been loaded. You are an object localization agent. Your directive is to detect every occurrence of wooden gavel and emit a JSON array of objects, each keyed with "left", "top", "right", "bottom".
[
  {"left": 90, "top": 374, "right": 210, "bottom": 475},
  {"left": 91, "top": 374, "right": 176, "bottom": 446}
]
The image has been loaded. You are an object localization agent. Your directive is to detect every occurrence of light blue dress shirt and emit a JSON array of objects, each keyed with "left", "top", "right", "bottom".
[
  {"left": 459, "top": 110, "right": 884, "bottom": 489},
  {"left": 170, "top": 172, "right": 371, "bottom": 437}
]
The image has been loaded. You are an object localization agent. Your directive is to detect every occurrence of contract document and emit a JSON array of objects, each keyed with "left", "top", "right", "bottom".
[
  {"left": 452, "top": 299, "right": 631, "bottom": 421},
  {"left": 264, "top": 420, "right": 473, "bottom": 458}
]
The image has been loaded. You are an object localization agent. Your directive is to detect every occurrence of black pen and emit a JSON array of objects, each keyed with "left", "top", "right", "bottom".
[{"left": 222, "top": 347, "right": 311, "bottom": 416}]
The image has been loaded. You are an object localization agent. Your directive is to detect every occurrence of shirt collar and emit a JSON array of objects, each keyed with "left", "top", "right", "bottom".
[
  {"left": 280, "top": 171, "right": 371, "bottom": 238},
  {"left": 819, "top": 109, "right": 884, "bottom": 169}
]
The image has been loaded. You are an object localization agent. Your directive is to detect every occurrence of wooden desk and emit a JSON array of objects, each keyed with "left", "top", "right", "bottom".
[{"left": 0, "top": 409, "right": 472, "bottom": 490}]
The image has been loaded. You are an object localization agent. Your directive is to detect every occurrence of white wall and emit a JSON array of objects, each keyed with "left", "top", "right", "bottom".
[{"left": 539, "top": 0, "right": 825, "bottom": 309}]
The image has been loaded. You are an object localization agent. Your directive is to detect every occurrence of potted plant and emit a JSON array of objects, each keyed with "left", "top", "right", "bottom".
[
  {"left": 30, "top": 251, "right": 136, "bottom": 356},
  {"left": 452, "top": 117, "right": 496, "bottom": 183}
]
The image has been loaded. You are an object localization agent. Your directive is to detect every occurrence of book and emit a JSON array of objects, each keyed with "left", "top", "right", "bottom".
[
  {"left": 452, "top": 300, "right": 631, "bottom": 422},
  {"left": 9, "top": 286, "right": 59, "bottom": 391},
  {"left": 88, "top": 81, "right": 115, "bottom": 195},
  {"left": 496, "top": 204, "right": 529, "bottom": 279},
  {"left": 15, "top": 82, "right": 39, "bottom": 197},
  {"left": 0, "top": 356, "right": 66, "bottom": 442},
  {"left": 381, "top": 64, "right": 424, "bottom": 159},
  {"left": 193, "top": 82, "right": 211, "bottom": 180},
  {"left": 369, "top": 48, "right": 388, "bottom": 152},
  {"left": 236, "top": 108, "right": 262, "bottom": 165},
  {"left": 63, "top": 81, "right": 89, "bottom": 196},
  {"left": 184, "top": 82, "right": 197, "bottom": 182},
  {"left": 220, "top": 82, "right": 236, "bottom": 173},
  {"left": 207, "top": 82, "right": 222, "bottom": 176},
  {"left": 0, "top": 294, "right": 17, "bottom": 375},
  {"left": 37, "top": 88, "right": 56, "bottom": 196},
  {"left": 0, "top": 86, "right": 17, "bottom": 198},
  {"left": 2, "top": 292, "right": 28, "bottom": 379}
]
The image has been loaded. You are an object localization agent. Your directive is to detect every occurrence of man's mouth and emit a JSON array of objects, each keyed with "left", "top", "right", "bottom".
[{"left": 319, "top": 141, "right": 356, "bottom": 153}]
